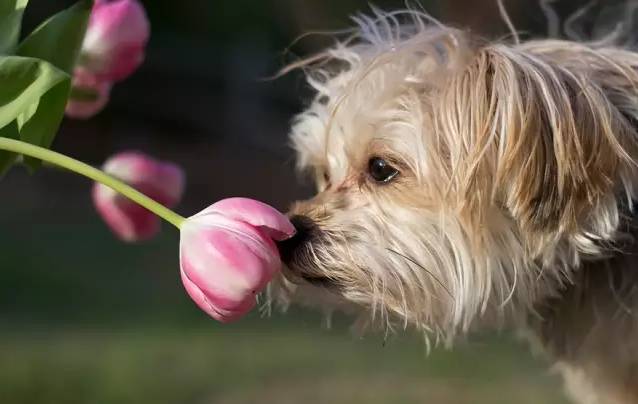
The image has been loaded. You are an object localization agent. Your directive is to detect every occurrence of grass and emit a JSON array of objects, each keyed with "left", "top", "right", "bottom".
[{"left": 0, "top": 320, "right": 569, "bottom": 404}]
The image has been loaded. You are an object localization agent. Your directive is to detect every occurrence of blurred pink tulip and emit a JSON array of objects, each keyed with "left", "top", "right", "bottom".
[
  {"left": 179, "top": 198, "right": 295, "bottom": 322},
  {"left": 65, "top": 68, "right": 112, "bottom": 119},
  {"left": 93, "top": 151, "right": 185, "bottom": 242},
  {"left": 81, "top": 0, "right": 150, "bottom": 82}
]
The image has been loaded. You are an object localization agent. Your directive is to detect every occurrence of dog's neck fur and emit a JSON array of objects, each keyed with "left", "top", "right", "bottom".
[{"left": 526, "top": 213, "right": 638, "bottom": 404}]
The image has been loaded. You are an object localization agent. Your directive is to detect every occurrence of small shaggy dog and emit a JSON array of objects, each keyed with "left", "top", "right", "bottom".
[{"left": 274, "top": 3, "right": 638, "bottom": 404}]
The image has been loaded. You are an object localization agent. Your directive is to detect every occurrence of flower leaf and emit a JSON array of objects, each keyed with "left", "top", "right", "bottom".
[
  {"left": 0, "top": 0, "right": 93, "bottom": 172},
  {"left": 0, "top": 0, "right": 28, "bottom": 53},
  {"left": 0, "top": 120, "right": 20, "bottom": 175},
  {"left": 19, "top": 78, "right": 72, "bottom": 170},
  {"left": 0, "top": 56, "right": 68, "bottom": 130},
  {"left": 0, "top": 56, "right": 71, "bottom": 172},
  {"left": 16, "top": 0, "right": 92, "bottom": 74}
]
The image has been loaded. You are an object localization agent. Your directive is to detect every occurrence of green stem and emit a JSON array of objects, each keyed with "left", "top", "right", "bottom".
[{"left": 0, "top": 138, "right": 185, "bottom": 229}]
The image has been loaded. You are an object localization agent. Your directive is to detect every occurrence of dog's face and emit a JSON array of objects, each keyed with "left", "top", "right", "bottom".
[{"left": 276, "top": 12, "right": 638, "bottom": 339}]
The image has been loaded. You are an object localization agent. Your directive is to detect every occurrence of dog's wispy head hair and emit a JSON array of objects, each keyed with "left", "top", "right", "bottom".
[{"left": 274, "top": 6, "right": 638, "bottom": 343}]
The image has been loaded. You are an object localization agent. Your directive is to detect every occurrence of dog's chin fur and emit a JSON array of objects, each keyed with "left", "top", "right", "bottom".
[{"left": 271, "top": 6, "right": 638, "bottom": 404}]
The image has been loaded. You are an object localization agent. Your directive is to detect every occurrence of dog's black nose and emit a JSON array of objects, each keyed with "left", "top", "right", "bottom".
[{"left": 277, "top": 215, "right": 315, "bottom": 263}]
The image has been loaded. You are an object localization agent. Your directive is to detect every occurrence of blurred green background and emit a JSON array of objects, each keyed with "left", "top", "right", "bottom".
[{"left": 2, "top": 0, "right": 624, "bottom": 402}]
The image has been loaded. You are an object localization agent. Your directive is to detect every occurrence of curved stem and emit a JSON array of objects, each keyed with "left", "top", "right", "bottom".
[{"left": 0, "top": 138, "right": 185, "bottom": 229}]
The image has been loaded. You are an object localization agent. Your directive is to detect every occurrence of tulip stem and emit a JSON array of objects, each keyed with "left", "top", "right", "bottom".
[{"left": 0, "top": 138, "right": 185, "bottom": 229}]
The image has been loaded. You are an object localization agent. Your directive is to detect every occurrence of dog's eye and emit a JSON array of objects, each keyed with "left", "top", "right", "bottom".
[{"left": 368, "top": 157, "right": 399, "bottom": 183}]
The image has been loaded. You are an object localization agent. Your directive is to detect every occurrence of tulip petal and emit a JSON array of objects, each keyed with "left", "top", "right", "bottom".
[
  {"left": 180, "top": 270, "right": 255, "bottom": 323},
  {"left": 65, "top": 68, "right": 111, "bottom": 119},
  {"left": 93, "top": 151, "right": 185, "bottom": 242},
  {"left": 93, "top": 184, "right": 160, "bottom": 241},
  {"left": 82, "top": 0, "right": 149, "bottom": 82},
  {"left": 180, "top": 218, "right": 278, "bottom": 303},
  {"left": 178, "top": 198, "right": 293, "bottom": 322},
  {"left": 203, "top": 197, "right": 296, "bottom": 241}
]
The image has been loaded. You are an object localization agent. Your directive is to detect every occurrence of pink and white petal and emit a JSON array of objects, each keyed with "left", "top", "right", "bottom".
[
  {"left": 197, "top": 197, "right": 295, "bottom": 241},
  {"left": 179, "top": 225, "right": 275, "bottom": 308}
]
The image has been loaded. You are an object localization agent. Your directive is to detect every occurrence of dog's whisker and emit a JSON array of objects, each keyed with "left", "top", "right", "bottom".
[
  {"left": 386, "top": 248, "right": 454, "bottom": 300},
  {"left": 499, "top": 262, "right": 518, "bottom": 309}
]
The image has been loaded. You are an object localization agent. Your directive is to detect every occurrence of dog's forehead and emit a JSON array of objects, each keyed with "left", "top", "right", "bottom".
[
  {"left": 316, "top": 97, "right": 391, "bottom": 180},
  {"left": 291, "top": 25, "right": 471, "bottom": 180},
  {"left": 318, "top": 76, "right": 434, "bottom": 178}
]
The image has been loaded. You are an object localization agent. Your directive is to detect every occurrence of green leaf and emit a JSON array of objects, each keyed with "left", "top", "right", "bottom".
[
  {"left": 16, "top": 0, "right": 92, "bottom": 74},
  {"left": 0, "top": 0, "right": 28, "bottom": 53},
  {"left": 0, "top": 56, "right": 71, "bottom": 171},
  {"left": 0, "top": 1, "right": 93, "bottom": 174},
  {"left": 0, "top": 56, "right": 68, "bottom": 130},
  {"left": 20, "top": 79, "right": 71, "bottom": 170},
  {"left": 0, "top": 120, "right": 20, "bottom": 175}
]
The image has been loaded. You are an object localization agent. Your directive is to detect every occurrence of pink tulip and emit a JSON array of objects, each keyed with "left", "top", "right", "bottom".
[
  {"left": 81, "top": 0, "right": 150, "bottom": 82},
  {"left": 179, "top": 198, "right": 295, "bottom": 322},
  {"left": 65, "top": 68, "right": 112, "bottom": 119},
  {"left": 93, "top": 151, "right": 185, "bottom": 242}
]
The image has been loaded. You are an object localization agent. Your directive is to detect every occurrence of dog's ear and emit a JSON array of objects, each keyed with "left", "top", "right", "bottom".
[{"left": 434, "top": 44, "right": 638, "bottom": 253}]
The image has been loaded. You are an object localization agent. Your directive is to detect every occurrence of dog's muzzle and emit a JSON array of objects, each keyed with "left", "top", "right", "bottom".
[
  {"left": 276, "top": 214, "right": 315, "bottom": 264},
  {"left": 276, "top": 215, "right": 336, "bottom": 287}
]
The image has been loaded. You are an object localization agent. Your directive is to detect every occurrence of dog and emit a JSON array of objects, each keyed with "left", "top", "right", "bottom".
[{"left": 273, "top": 5, "right": 638, "bottom": 404}]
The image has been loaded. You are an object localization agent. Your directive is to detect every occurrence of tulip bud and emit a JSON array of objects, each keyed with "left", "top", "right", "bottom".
[
  {"left": 93, "top": 151, "right": 185, "bottom": 242},
  {"left": 81, "top": 0, "right": 150, "bottom": 82},
  {"left": 65, "top": 68, "right": 112, "bottom": 119},
  {"left": 179, "top": 198, "right": 295, "bottom": 322}
]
